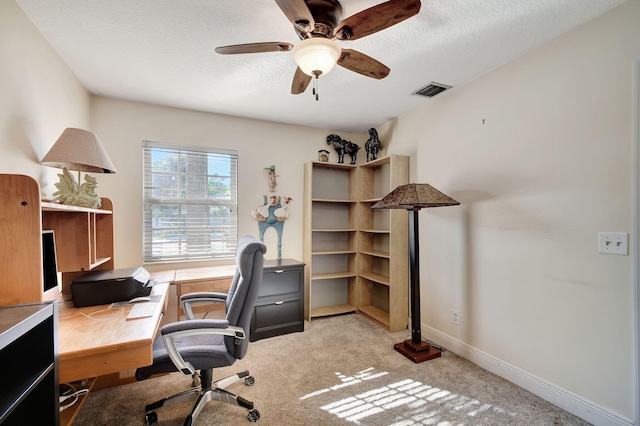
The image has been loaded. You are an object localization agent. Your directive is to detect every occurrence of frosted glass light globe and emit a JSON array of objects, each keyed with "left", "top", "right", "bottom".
[{"left": 292, "top": 38, "right": 341, "bottom": 76}]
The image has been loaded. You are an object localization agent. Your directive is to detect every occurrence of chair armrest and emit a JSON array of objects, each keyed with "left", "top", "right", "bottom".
[
  {"left": 181, "top": 292, "right": 228, "bottom": 320},
  {"left": 161, "top": 318, "right": 230, "bottom": 334},
  {"left": 161, "top": 319, "right": 247, "bottom": 376}
]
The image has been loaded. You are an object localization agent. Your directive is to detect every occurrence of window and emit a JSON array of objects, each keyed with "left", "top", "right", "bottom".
[{"left": 143, "top": 141, "right": 237, "bottom": 263}]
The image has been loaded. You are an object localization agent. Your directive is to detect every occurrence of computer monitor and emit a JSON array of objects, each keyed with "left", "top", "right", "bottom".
[{"left": 42, "top": 230, "right": 59, "bottom": 292}]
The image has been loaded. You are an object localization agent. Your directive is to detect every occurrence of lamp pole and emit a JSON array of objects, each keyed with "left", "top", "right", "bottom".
[
  {"left": 393, "top": 207, "right": 442, "bottom": 363},
  {"left": 409, "top": 208, "right": 422, "bottom": 344}
]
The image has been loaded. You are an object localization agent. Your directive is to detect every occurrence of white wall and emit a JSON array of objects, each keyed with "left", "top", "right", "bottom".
[
  {"left": 2, "top": 0, "right": 638, "bottom": 422},
  {"left": 0, "top": 0, "right": 90, "bottom": 195},
  {"left": 89, "top": 97, "right": 363, "bottom": 270},
  {"left": 382, "top": 0, "right": 639, "bottom": 421},
  {"left": 635, "top": 59, "right": 640, "bottom": 426}
]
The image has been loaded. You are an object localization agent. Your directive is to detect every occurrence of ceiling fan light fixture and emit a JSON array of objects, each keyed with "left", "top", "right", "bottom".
[{"left": 292, "top": 37, "right": 341, "bottom": 77}]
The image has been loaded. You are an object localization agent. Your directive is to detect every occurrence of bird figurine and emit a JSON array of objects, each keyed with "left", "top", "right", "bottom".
[
  {"left": 274, "top": 197, "right": 293, "bottom": 222},
  {"left": 52, "top": 167, "right": 101, "bottom": 209},
  {"left": 255, "top": 195, "right": 278, "bottom": 222}
]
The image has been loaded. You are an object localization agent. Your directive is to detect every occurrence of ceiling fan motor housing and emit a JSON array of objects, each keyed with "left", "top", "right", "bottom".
[{"left": 297, "top": 0, "right": 344, "bottom": 39}]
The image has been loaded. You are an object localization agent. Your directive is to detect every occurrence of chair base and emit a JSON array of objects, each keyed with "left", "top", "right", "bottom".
[{"left": 144, "top": 370, "right": 259, "bottom": 425}]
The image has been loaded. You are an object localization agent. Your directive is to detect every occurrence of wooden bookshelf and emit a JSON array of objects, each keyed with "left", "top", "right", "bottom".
[{"left": 303, "top": 155, "right": 409, "bottom": 331}]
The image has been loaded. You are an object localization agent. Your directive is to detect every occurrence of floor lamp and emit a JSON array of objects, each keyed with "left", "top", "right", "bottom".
[{"left": 372, "top": 183, "right": 459, "bottom": 363}]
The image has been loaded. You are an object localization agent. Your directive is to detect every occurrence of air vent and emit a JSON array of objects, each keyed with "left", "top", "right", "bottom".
[{"left": 413, "top": 82, "right": 452, "bottom": 98}]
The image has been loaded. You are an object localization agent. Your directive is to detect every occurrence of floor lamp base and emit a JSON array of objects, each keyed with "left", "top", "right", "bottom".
[{"left": 394, "top": 339, "right": 442, "bottom": 363}]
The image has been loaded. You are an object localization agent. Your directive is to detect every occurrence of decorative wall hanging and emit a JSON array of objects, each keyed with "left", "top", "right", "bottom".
[
  {"left": 326, "top": 134, "right": 360, "bottom": 164},
  {"left": 365, "top": 128, "right": 382, "bottom": 162},
  {"left": 251, "top": 165, "right": 292, "bottom": 260}
]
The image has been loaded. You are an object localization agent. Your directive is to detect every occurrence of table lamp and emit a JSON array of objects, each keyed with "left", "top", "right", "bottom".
[
  {"left": 41, "top": 128, "right": 116, "bottom": 208},
  {"left": 372, "top": 183, "right": 459, "bottom": 363}
]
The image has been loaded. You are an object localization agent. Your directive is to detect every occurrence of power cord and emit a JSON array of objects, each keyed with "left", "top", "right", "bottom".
[
  {"left": 425, "top": 339, "right": 446, "bottom": 353},
  {"left": 59, "top": 307, "right": 124, "bottom": 322},
  {"left": 59, "top": 382, "right": 90, "bottom": 412}
]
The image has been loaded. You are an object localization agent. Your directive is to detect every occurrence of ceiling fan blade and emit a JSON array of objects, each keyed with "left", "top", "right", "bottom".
[
  {"left": 215, "top": 42, "right": 293, "bottom": 55},
  {"left": 291, "top": 67, "right": 312, "bottom": 94},
  {"left": 274, "top": 0, "right": 315, "bottom": 34},
  {"left": 335, "top": 0, "right": 421, "bottom": 41},
  {"left": 337, "top": 49, "right": 390, "bottom": 80}
]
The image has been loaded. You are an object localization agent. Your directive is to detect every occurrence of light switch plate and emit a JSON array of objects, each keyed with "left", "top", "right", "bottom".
[{"left": 598, "top": 232, "right": 629, "bottom": 255}]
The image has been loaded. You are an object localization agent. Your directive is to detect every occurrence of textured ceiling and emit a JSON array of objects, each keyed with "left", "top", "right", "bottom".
[{"left": 16, "top": 0, "right": 626, "bottom": 134}]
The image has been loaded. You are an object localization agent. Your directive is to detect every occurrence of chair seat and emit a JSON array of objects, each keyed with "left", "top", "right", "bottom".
[{"left": 137, "top": 334, "right": 235, "bottom": 380}]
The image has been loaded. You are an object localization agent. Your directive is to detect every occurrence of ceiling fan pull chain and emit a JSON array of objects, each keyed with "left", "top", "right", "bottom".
[{"left": 313, "top": 73, "right": 319, "bottom": 101}]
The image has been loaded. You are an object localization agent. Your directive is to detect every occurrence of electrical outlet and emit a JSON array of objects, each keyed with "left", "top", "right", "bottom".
[
  {"left": 598, "top": 232, "right": 629, "bottom": 255},
  {"left": 452, "top": 309, "right": 461, "bottom": 326}
]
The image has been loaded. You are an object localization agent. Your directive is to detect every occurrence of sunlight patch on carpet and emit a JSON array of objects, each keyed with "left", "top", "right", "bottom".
[{"left": 301, "top": 367, "right": 516, "bottom": 425}]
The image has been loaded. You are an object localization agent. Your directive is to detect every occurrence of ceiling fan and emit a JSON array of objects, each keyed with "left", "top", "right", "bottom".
[{"left": 215, "top": 0, "right": 421, "bottom": 99}]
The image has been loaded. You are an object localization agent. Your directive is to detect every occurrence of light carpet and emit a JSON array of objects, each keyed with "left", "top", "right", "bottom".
[{"left": 73, "top": 314, "right": 591, "bottom": 425}]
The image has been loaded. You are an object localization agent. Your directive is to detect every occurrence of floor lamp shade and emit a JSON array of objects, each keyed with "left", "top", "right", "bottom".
[{"left": 372, "top": 183, "right": 459, "bottom": 363}]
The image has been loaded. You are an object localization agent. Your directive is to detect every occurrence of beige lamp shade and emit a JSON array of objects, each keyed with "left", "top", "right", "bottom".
[{"left": 41, "top": 128, "right": 116, "bottom": 173}]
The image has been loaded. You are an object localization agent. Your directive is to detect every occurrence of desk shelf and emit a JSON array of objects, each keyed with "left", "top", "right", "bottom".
[{"left": 0, "top": 174, "right": 115, "bottom": 307}]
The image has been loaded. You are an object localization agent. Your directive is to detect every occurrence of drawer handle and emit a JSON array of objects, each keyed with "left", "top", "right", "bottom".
[
  {"left": 274, "top": 270, "right": 285, "bottom": 274},
  {"left": 274, "top": 301, "right": 284, "bottom": 305}
]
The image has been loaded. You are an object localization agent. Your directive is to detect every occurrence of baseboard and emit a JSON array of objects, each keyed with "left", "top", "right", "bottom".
[{"left": 422, "top": 325, "right": 634, "bottom": 426}]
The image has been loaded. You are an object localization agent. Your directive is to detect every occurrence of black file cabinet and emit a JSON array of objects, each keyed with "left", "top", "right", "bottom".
[
  {"left": 0, "top": 302, "right": 59, "bottom": 425},
  {"left": 250, "top": 259, "right": 305, "bottom": 341}
]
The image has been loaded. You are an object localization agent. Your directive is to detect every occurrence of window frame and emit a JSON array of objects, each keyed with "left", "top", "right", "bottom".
[{"left": 142, "top": 141, "right": 238, "bottom": 263}]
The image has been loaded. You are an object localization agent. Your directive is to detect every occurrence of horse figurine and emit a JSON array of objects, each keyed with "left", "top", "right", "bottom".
[
  {"left": 364, "top": 128, "right": 382, "bottom": 162},
  {"left": 327, "top": 134, "right": 360, "bottom": 164}
]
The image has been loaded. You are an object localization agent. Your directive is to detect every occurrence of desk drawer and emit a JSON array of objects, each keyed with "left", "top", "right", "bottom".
[
  {"left": 260, "top": 266, "right": 303, "bottom": 298},
  {"left": 178, "top": 278, "right": 232, "bottom": 318},
  {"left": 180, "top": 278, "right": 232, "bottom": 294},
  {"left": 250, "top": 298, "right": 303, "bottom": 341}
]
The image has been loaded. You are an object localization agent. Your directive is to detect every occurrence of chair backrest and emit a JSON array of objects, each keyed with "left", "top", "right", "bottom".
[{"left": 223, "top": 235, "right": 266, "bottom": 359}]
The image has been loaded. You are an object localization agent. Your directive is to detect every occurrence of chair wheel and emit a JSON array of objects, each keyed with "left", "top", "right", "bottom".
[
  {"left": 247, "top": 409, "right": 260, "bottom": 422},
  {"left": 144, "top": 411, "right": 158, "bottom": 425},
  {"left": 244, "top": 375, "right": 255, "bottom": 386}
]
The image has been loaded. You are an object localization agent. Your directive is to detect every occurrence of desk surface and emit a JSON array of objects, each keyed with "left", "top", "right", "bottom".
[
  {"left": 57, "top": 282, "right": 169, "bottom": 383},
  {"left": 173, "top": 264, "right": 237, "bottom": 283}
]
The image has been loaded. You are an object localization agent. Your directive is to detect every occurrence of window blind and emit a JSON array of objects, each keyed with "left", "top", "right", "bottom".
[{"left": 142, "top": 141, "right": 238, "bottom": 262}]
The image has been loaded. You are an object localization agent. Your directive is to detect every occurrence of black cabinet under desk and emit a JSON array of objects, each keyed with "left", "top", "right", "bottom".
[{"left": 250, "top": 259, "right": 305, "bottom": 342}]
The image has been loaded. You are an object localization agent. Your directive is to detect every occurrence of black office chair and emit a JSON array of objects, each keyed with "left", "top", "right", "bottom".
[{"left": 136, "top": 235, "right": 266, "bottom": 425}]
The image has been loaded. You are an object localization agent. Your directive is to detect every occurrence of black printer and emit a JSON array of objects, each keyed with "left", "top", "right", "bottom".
[{"left": 70, "top": 267, "right": 153, "bottom": 307}]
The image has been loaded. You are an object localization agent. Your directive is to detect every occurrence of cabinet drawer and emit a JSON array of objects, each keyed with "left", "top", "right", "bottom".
[
  {"left": 250, "top": 298, "right": 304, "bottom": 341},
  {"left": 260, "top": 267, "right": 303, "bottom": 298}
]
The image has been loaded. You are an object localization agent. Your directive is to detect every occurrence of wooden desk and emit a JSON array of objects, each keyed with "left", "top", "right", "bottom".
[{"left": 57, "top": 282, "right": 169, "bottom": 383}]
